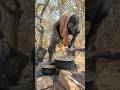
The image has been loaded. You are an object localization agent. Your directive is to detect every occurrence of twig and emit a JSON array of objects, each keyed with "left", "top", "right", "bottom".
[{"left": 65, "top": 74, "right": 85, "bottom": 89}]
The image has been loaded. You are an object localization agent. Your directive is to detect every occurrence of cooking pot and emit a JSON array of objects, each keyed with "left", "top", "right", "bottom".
[
  {"left": 41, "top": 65, "right": 56, "bottom": 75},
  {"left": 54, "top": 56, "right": 74, "bottom": 69}
]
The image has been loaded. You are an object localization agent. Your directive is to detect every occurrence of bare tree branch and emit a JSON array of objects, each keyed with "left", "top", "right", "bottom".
[{"left": 39, "top": 0, "right": 50, "bottom": 29}]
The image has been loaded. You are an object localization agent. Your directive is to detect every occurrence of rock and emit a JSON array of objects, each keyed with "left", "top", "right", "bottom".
[
  {"left": 59, "top": 70, "right": 78, "bottom": 90},
  {"left": 36, "top": 76, "right": 53, "bottom": 90},
  {"left": 59, "top": 70, "right": 84, "bottom": 90}
]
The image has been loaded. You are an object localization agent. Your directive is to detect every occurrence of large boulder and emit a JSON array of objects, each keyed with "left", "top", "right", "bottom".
[
  {"left": 59, "top": 70, "right": 84, "bottom": 90},
  {"left": 36, "top": 76, "right": 54, "bottom": 90}
]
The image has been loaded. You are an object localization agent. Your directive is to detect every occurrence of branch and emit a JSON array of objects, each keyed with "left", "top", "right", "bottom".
[
  {"left": 40, "top": 0, "right": 50, "bottom": 17},
  {"left": 39, "top": 0, "right": 50, "bottom": 29},
  {"left": 35, "top": 26, "right": 44, "bottom": 33},
  {"left": 66, "top": 0, "right": 77, "bottom": 12}
]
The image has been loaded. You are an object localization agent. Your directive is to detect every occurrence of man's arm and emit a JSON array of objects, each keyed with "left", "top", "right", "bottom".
[{"left": 68, "top": 29, "right": 80, "bottom": 48}]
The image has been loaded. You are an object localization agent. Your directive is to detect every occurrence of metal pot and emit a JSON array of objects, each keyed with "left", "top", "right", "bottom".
[
  {"left": 42, "top": 65, "right": 56, "bottom": 75},
  {"left": 54, "top": 56, "right": 74, "bottom": 69}
]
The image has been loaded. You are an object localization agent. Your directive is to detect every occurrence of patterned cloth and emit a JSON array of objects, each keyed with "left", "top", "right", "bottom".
[{"left": 60, "top": 13, "right": 70, "bottom": 46}]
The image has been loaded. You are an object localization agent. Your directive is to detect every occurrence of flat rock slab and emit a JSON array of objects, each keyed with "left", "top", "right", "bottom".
[
  {"left": 36, "top": 76, "right": 53, "bottom": 90},
  {"left": 59, "top": 70, "right": 85, "bottom": 90}
]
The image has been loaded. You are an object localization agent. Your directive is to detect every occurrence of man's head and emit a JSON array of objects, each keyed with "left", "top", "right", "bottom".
[
  {"left": 67, "top": 15, "right": 79, "bottom": 35},
  {"left": 67, "top": 15, "right": 80, "bottom": 48}
]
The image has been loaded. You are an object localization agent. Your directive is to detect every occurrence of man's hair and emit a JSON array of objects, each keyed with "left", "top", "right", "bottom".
[
  {"left": 68, "top": 15, "right": 79, "bottom": 25},
  {"left": 0, "top": 30, "right": 4, "bottom": 39}
]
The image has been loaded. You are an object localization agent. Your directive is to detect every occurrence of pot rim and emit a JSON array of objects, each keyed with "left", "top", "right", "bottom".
[{"left": 42, "top": 65, "right": 56, "bottom": 69}]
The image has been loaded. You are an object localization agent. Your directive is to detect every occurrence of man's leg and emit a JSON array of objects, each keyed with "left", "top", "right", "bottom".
[
  {"left": 48, "top": 36, "right": 60, "bottom": 64},
  {"left": 48, "top": 45, "right": 56, "bottom": 64}
]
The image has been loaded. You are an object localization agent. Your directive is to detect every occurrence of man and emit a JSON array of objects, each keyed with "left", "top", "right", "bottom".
[{"left": 48, "top": 13, "right": 80, "bottom": 63}]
